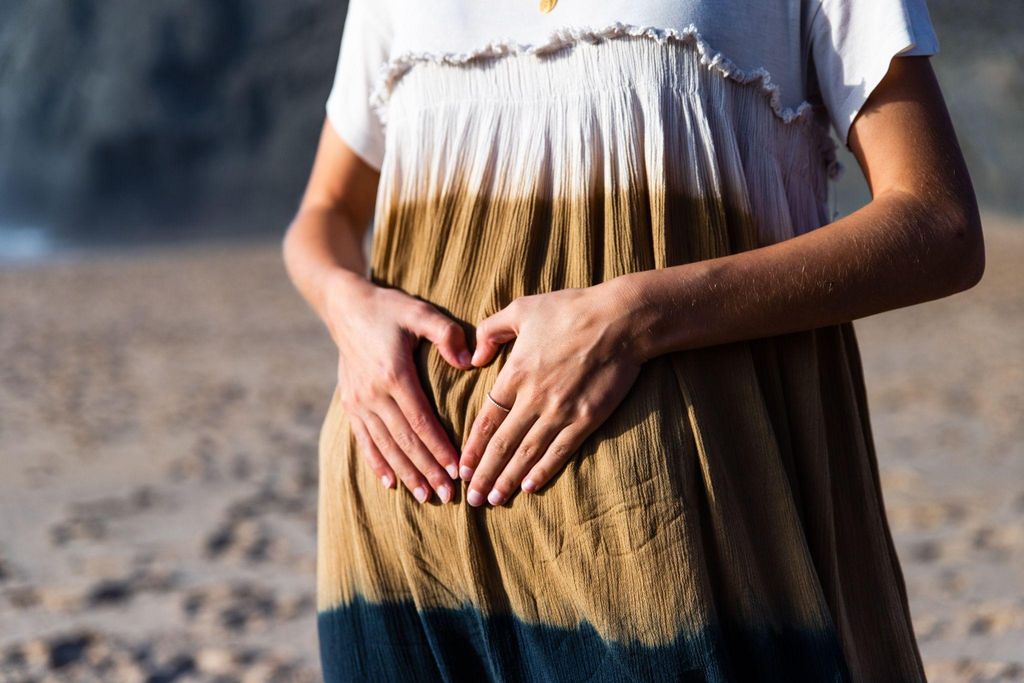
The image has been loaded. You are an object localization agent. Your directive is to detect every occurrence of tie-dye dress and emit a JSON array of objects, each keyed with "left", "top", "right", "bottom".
[{"left": 315, "top": 6, "right": 936, "bottom": 681}]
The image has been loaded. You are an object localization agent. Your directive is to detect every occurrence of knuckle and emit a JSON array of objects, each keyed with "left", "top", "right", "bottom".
[
  {"left": 416, "top": 300, "right": 437, "bottom": 318},
  {"left": 504, "top": 364, "right": 527, "bottom": 386},
  {"left": 362, "top": 420, "right": 383, "bottom": 442},
  {"left": 478, "top": 415, "right": 497, "bottom": 437},
  {"left": 404, "top": 299, "right": 430, "bottom": 321},
  {"left": 547, "top": 396, "right": 573, "bottom": 419},
  {"left": 513, "top": 443, "right": 535, "bottom": 464},
  {"left": 406, "top": 411, "right": 431, "bottom": 434},
  {"left": 488, "top": 436, "right": 512, "bottom": 457},
  {"left": 549, "top": 442, "right": 572, "bottom": 461},
  {"left": 576, "top": 400, "right": 598, "bottom": 421},
  {"left": 339, "top": 390, "right": 361, "bottom": 412},
  {"left": 549, "top": 389, "right": 568, "bottom": 406},
  {"left": 380, "top": 364, "right": 406, "bottom": 389},
  {"left": 355, "top": 386, "right": 378, "bottom": 403},
  {"left": 361, "top": 383, "right": 386, "bottom": 403},
  {"left": 393, "top": 430, "right": 417, "bottom": 454},
  {"left": 439, "top": 322, "right": 461, "bottom": 345}
]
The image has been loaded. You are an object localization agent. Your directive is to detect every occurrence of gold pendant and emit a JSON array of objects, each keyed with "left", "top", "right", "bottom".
[{"left": 539, "top": 0, "right": 556, "bottom": 13}]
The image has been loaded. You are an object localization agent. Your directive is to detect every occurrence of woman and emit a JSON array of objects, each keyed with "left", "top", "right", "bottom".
[{"left": 283, "top": 0, "right": 984, "bottom": 679}]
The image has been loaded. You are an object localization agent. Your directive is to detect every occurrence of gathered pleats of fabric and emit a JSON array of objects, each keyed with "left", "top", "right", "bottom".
[{"left": 316, "top": 31, "right": 925, "bottom": 683}]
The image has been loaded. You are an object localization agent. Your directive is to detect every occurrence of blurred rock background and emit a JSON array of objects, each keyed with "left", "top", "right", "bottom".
[{"left": 0, "top": 0, "right": 345, "bottom": 254}]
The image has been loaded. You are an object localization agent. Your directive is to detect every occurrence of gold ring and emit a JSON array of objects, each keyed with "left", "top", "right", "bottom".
[{"left": 486, "top": 391, "right": 512, "bottom": 413}]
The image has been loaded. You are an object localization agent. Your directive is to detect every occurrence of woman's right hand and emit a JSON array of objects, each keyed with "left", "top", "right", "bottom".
[{"left": 324, "top": 270, "right": 472, "bottom": 505}]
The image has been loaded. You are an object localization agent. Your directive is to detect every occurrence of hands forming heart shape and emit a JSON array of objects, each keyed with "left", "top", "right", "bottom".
[{"left": 329, "top": 275, "right": 646, "bottom": 508}]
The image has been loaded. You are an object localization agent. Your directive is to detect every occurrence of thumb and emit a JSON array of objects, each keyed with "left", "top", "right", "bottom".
[
  {"left": 471, "top": 304, "right": 520, "bottom": 367},
  {"left": 407, "top": 307, "right": 473, "bottom": 370}
]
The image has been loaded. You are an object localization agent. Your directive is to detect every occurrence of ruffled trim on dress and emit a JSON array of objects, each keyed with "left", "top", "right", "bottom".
[
  {"left": 370, "top": 22, "right": 813, "bottom": 126},
  {"left": 369, "top": 21, "right": 843, "bottom": 180}
]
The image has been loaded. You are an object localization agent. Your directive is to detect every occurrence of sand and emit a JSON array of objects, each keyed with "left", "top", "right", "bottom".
[{"left": 0, "top": 211, "right": 1021, "bottom": 682}]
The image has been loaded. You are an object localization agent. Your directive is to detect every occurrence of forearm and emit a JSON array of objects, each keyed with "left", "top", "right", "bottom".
[
  {"left": 281, "top": 205, "right": 375, "bottom": 328},
  {"left": 615, "top": 189, "right": 985, "bottom": 362}
]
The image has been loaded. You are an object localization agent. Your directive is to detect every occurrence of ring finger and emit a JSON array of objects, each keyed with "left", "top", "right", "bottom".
[
  {"left": 466, "top": 400, "right": 538, "bottom": 506},
  {"left": 458, "top": 388, "right": 514, "bottom": 482},
  {"left": 488, "top": 416, "right": 563, "bottom": 501}
]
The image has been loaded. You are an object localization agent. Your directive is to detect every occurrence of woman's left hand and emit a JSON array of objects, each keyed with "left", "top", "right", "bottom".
[{"left": 459, "top": 279, "right": 647, "bottom": 506}]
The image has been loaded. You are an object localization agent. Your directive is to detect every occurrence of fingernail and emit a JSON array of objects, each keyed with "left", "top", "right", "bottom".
[
  {"left": 522, "top": 478, "right": 536, "bottom": 493},
  {"left": 436, "top": 483, "right": 452, "bottom": 504},
  {"left": 414, "top": 486, "right": 429, "bottom": 503},
  {"left": 446, "top": 464, "right": 459, "bottom": 480},
  {"left": 487, "top": 489, "right": 504, "bottom": 506},
  {"left": 458, "top": 350, "right": 472, "bottom": 366},
  {"left": 460, "top": 465, "right": 474, "bottom": 480},
  {"left": 381, "top": 474, "right": 393, "bottom": 488},
  {"left": 467, "top": 489, "right": 483, "bottom": 506}
]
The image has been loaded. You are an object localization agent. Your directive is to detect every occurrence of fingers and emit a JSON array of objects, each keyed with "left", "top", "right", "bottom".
[
  {"left": 521, "top": 424, "right": 589, "bottom": 494},
  {"left": 458, "top": 385, "right": 516, "bottom": 482},
  {"left": 343, "top": 350, "right": 459, "bottom": 503},
  {"left": 484, "top": 417, "right": 561, "bottom": 502},
  {"left": 336, "top": 291, "right": 476, "bottom": 504},
  {"left": 470, "top": 302, "right": 521, "bottom": 367},
  {"left": 390, "top": 366, "right": 460, "bottom": 481},
  {"left": 350, "top": 414, "right": 396, "bottom": 489},
  {"left": 375, "top": 396, "right": 456, "bottom": 503},
  {"left": 465, "top": 402, "right": 537, "bottom": 507},
  {"left": 362, "top": 410, "right": 447, "bottom": 504},
  {"left": 407, "top": 302, "right": 473, "bottom": 370}
]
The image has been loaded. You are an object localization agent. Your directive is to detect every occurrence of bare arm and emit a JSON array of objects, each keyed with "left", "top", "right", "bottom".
[
  {"left": 460, "top": 55, "right": 986, "bottom": 507},
  {"left": 282, "top": 119, "right": 380, "bottom": 325},
  {"left": 612, "top": 55, "right": 985, "bottom": 359},
  {"left": 282, "top": 119, "right": 473, "bottom": 504}
]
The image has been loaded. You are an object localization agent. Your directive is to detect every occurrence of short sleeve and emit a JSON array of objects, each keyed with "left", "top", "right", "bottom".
[
  {"left": 325, "top": 0, "right": 392, "bottom": 171},
  {"left": 807, "top": 0, "right": 939, "bottom": 146}
]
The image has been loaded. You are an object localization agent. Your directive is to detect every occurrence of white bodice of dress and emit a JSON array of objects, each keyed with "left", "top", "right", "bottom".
[{"left": 372, "top": 26, "right": 841, "bottom": 251}]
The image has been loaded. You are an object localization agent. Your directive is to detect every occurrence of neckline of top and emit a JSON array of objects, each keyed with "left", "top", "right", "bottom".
[{"left": 368, "top": 21, "right": 820, "bottom": 129}]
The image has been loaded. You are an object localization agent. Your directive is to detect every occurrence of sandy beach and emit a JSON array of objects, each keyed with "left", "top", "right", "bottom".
[{"left": 1, "top": 211, "right": 1021, "bottom": 682}]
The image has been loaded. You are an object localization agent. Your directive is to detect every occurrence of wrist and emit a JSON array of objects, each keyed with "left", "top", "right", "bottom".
[
  {"left": 601, "top": 263, "right": 712, "bottom": 363},
  {"left": 323, "top": 267, "right": 374, "bottom": 301},
  {"left": 321, "top": 267, "right": 376, "bottom": 336},
  {"left": 598, "top": 274, "right": 662, "bottom": 365}
]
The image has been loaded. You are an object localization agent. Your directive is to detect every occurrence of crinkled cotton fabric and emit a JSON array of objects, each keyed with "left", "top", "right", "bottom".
[{"left": 316, "top": 2, "right": 939, "bottom": 681}]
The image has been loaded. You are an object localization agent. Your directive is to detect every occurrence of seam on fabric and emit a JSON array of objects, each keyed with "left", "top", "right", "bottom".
[
  {"left": 385, "top": 81, "right": 794, "bottom": 115},
  {"left": 368, "top": 21, "right": 819, "bottom": 129}
]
